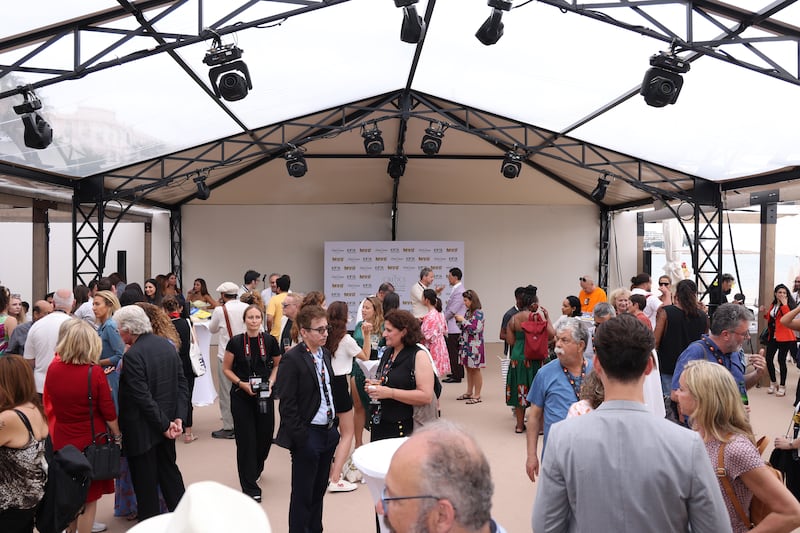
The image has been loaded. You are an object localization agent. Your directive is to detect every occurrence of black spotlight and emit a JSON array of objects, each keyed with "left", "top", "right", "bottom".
[
  {"left": 640, "top": 52, "right": 690, "bottom": 108},
  {"left": 362, "top": 124, "right": 384, "bottom": 156},
  {"left": 591, "top": 175, "right": 610, "bottom": 202},
  {"left": 395, "top": 0, "right": 426, "bottom": 44},
  {"left": 13, "top": 90, "right": 52, "bottom": 149},
  {"left": 285, "top": 148, "right": 307, "bottom": 178},
  {"left": 204, "top": 41, "right": 253, "bottom": 101},
  {"left": 501, "top": 151, "right": 522, "bottom": 179},
  {"left": 194, "top": 175, "right": 211, "bottom": 200},
  {"left": 476, "top": 0, "right": 512, "bottom": 46},
  {"left": 420, "top": 124, "right": 445, "bottom": 155},
  {"left": 387, "top": 155, "right": 407, "bottom": 179}
]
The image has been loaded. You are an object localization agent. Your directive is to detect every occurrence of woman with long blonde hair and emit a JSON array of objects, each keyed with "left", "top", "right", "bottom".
[{"left": 676, "top": 360, "right": 800, "bottom": 532}]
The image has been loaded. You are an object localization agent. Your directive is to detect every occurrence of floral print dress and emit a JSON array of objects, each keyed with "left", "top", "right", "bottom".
[
  {"left": 421, "top": 309, "right": 450, "bottom": 376},
  {"left": 459, "top": 309, "right": 485, "bottom": 369}
]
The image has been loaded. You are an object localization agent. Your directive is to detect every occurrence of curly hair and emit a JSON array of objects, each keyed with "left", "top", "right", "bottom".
[
  {"left": 135, "top": 302, "right": 180, "bottom": 349},
  {"left": 384, "top": 309, "right": 423, "bottom": 346}
]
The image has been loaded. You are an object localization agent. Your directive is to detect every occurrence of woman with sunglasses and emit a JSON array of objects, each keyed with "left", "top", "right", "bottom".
[{"left": 657, "top": 275, "right": 674, "bottom": 306}]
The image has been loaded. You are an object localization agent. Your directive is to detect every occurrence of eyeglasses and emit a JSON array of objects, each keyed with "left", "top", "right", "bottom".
[
  {"left": 305, "top": 325, "right": 331, "bottom": 335},
  {"left": 380, "top": 487, "right": 440, "bottom": 519},
  {"left": 659, "top": 282, "right": 670, "bottom": 287},
  {"left": 730, "top": 328, "right": 750, "bottom": 339}
]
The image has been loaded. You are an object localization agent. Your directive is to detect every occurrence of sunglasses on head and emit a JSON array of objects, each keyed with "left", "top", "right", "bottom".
[{"left": 579, "top": 277, "right": 587, "bottom": 282}]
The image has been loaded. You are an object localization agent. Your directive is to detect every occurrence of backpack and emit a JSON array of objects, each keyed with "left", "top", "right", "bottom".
[
  {"left": 521, "top": 312, "right": 548, "bottom": 361},
  {"left": 35, "top": 439, "right": 93, "bottom": 533},
  {"left": 717, "top": 436, "right": 781, "bottom": 528}
]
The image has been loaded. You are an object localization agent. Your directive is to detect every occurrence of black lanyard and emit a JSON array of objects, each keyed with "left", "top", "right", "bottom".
[{"left": 306, "top": 344, "right": 333, "bottom": 424}]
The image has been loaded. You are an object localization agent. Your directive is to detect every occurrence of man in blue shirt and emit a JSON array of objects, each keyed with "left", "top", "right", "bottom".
[
  {"left": 525, "top": 318, "right": 591, "bottom": 482},
  {"left": 671, "top": 302, "right": 766, "bottom": 407}
]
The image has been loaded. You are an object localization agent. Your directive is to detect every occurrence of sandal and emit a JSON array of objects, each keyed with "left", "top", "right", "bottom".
[
  {"left": 465, "top": 397, "right": 482, "bottom": 405},
  {"left": 515, "top": 424, "right": 527, "bottom": 434},
  {"left": 456, "top": 394, "right": 472, "bottom": 401}
]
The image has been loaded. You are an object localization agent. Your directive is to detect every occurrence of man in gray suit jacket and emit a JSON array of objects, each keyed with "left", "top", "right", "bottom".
[
  {"left": 532, "top": 314, "right": 728, "bottom": 533},
  {"left": 116, "top": 305, "right": 188, "bottom": 522}
]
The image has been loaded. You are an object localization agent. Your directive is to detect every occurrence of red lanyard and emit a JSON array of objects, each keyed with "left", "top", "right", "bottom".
[
  {"left": 561, "top": 360, "right": 586, "bottom": 401},
  {"left": 244, "top": 333, "right": 267, "bottom": 361}
]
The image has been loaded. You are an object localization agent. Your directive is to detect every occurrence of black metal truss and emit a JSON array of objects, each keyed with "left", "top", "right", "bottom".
[
  {"left": 535, "top": 0, "right": 800, "bottom": 87},
  {"left": 0, "top": 0, "right": 352, "bottom": 100},
  {"left": 599, "top": 207, "right": 611, "bottom": 290},
  {"left": 73, "top": 192, "right": 105, "bottom": 288},
  {"left": 170, "top": 208, "right": 183, "bottom": 290},
  {"left": 98, "top": 90, "right": 702, "bottom": 207},
  {"left": 692, "top": 203, "right": 725, "bottom": 300}
]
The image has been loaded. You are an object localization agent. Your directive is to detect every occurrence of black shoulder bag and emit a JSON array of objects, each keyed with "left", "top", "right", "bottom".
[{"left": 83, "top": 365, "right": 121, "bottom": 480}]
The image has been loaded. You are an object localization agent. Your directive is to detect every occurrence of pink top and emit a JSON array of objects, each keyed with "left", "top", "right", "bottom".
[{"left": 421, "top": 309, "right": 450, "bottom": 376}]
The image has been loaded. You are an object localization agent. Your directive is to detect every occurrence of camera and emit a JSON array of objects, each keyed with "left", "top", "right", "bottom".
[
  {"left": 250, "top": 378, "right": 270, "bottom": 415},
  {"left": 370, "top": 404, "right": 382, "bottom": 426},
  {"left": 203, "top": 43, "right": 243, "bottom": 66}
]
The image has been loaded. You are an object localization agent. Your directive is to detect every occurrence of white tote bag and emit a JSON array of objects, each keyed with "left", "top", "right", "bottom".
[{"left": 187, "top": 319, "right": 206, "bottom": 377}]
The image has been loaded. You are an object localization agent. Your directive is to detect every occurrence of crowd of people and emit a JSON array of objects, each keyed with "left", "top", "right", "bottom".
[{"left": 5, "top": 265, "right": 800, "bottom": 532}]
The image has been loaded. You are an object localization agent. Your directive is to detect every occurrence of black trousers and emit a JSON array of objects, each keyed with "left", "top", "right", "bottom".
[
  {"left": 230, "top": 388, "right": 274, "bottom": 497},
  {"left": 446, "top": 333, "right": 463, "bottom": 380},
  {"left": 288, "top": 424, "right": 339, "bottom": 533},
  {"left": 128, "top": 439, "right": 185, "bottom": 521}
]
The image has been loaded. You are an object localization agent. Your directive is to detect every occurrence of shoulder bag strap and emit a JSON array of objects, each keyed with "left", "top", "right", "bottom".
[
  {"left": 187, "top": 318, "right": 199, "bottom": 346},
  {"left": 13, "top": 409, "right": 35, "bottom": 438},
  {"left": 717, "top": 442, "right": 752, "bottom": 528},
  {"left": 222, "top": 304, "right": 233, "bottom": 338},
  {"left": 87, "top": 365, "right": 97, "bottom": 445}
]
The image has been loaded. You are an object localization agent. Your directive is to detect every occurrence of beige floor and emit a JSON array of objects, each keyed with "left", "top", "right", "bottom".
[{"left": 93, "top": 344, "right": 800, "bottom": 533}]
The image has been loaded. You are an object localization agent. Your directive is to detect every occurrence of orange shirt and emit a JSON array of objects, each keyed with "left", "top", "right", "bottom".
[{"left": 579, "top": 287, "right": 607, "bottom": 314}]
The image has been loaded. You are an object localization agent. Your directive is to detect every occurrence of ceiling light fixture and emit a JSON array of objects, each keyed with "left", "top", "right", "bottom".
[
  {"left": 395, "top": 0, "right": 426, "bottom": 44},
  {"left": 421, "top": 122, "right": 446, "bottom": 155},
  {"left": 362, "top": 123, "right": 385, "bottom": 156},
  {"left": 387, "top": 155, "right": 407, "bottom": 179},
  {"left": 640, "top": 51, "right": 690, "bottom": 107},
  {"left": 476, "top": 0, "right": 512, "bottom": 46},
  {"left": 501, "top": 150, "right": 522, "bottom": 179},
  {"left": 13, "top": 88, "right": 52, "bottom": 149},
  {"left": 203, "top": 37, "right": 252, "bottom": 102},
  {"left": 194, "top": 173, "right": 211, "bottom": 200},
  {"left": 285, "top": 146, "right": 307, "bottom": 178},
  {"left": 591, "top": 174, "right": 611, "bottom": 202}
]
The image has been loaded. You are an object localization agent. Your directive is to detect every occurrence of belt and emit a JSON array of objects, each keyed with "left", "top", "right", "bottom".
[{"left": 310, "top": 421, "right": 335, "bottom": 430}]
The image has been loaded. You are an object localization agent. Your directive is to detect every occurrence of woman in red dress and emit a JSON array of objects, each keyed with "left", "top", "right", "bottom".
[{"left": 43, "top": 318, "right": 120, "bottom": 533}]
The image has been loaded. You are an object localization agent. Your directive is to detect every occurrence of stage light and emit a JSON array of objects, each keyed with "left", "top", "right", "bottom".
[
  {"left": 591, "top": 175, "right": 610, "bottom": 202},
  {"left": 501, "top": 151, "right": 522, "bottom": 179},
  {"left": 203, "top": 40, "right": 252, "bottom": 101},
  {"left": 285, "top": 147, "right": 307, "bottom": 178},
  {"left": 13, "top": 90, "right": 52, "bottom": 149},
  {"left": 420, "top": 123, "right": 445, "bottom": 155},
  {"left": 194, "top": 174, "right": 211, "bottom": 200},
  {"left": 387, "top": 155, "right": 407, "bottom": 179},
  {"left": 395, "top": 0, "right": 426, "bottom": 44},
  {"left": 640, "top": 51, "right": 690, "bottom": 107},
  {"left": 362, "top": 124, "right": 384, "bottom": 156},
  {"left": 476, "top": 0, "right": 512, "bottom": 46}
]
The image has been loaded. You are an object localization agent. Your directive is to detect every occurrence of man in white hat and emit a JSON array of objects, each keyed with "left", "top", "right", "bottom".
[{"left": 208, "top": 281, "right": 248, "bottom": 439}]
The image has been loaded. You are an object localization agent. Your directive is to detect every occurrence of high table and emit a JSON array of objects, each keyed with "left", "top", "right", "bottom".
[
  {"left": 191, "top": 320, "right": 217, "bottom": 406},
  {"left": 351, "top": 437, "right": 407, "bottom": 533}
]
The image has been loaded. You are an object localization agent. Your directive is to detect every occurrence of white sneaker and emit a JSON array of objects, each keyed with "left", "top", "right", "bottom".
[
  {"left": 328, "top": 478, "right": 358, "bottom": 492},
  {"left": 92, "top": 523, "right": 107, "bottom": 533}
]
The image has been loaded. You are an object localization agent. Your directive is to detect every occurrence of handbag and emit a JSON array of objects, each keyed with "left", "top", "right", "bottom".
[
  {"left": 521, "top": 312, "right": 549, "bottom": 360},
  {"left": 187, "top": 319, "right": 206, "bottom": 377},
  {"left": 717, "top": 436, "right": 781, "bottom": 528},
  {"left": 760, "top": 314, "right": 776, "bottom": 345},
  {"left": 83, "top": 366, "right": 121, "bottom": 480}
]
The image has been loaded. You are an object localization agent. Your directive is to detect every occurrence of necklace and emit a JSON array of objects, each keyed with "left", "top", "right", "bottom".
[{"left": 561, "top": 359, "right": 586, "bottom": 401}]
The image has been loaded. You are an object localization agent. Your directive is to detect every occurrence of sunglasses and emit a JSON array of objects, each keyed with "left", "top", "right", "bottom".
[
  {"left": 305, "top": 325, "right": 331, "bottom": 335},
  {"left": 659, "top": 282, "right": 670, "bottom": 286}
]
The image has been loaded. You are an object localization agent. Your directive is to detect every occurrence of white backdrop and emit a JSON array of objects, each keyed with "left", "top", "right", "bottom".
[{"left": 324, "top": 240, "right": 464, "bottom": 328}]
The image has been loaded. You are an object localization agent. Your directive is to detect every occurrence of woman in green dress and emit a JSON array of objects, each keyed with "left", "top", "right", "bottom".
[
  {"left": 351, "top": 296, "right": 384, "bottom": 447},
  {"left": 505, "top": 286, "right": 554, "bottom": 433}
]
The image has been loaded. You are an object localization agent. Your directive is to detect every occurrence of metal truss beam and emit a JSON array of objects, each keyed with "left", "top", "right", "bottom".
[
  {"left": 535, "top": 0, "right": 800, "bottom": 87},
  {"left": 693, "top": 202, "right": 724, "bottom": 300},
  {"left": 599, "top": 208, "right": 611, "bottom": 289},
  {"left": 170, "top": 208, "right": 182, "bottom": 290},
  {"left": 72, "top": 178, "right": 105, "bottom": 287},
  {"left": 99, "top": 90, "right": 702, "bottom": 207}
]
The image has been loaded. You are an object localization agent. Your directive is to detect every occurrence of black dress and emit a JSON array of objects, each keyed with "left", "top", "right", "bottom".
[{"left": 371, "top": 345, "right": 417, "bottom": 441}]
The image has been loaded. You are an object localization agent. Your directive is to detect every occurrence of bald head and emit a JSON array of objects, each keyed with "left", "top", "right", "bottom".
[
  {"left": 52, "top": 288, "right": 74, "bottom": 312},
  {"left": 32, "top": 300, "right": 52, "bottom": 321}
]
